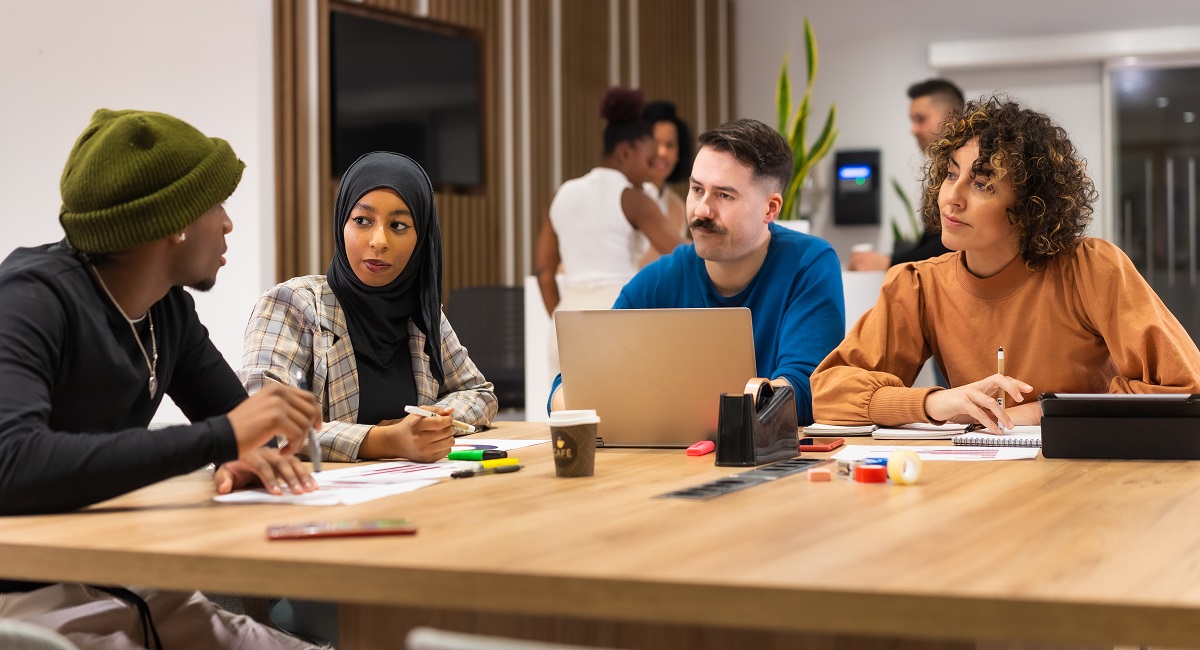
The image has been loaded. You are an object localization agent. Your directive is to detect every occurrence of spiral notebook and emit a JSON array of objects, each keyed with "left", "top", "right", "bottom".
[{"left": 952, "top": 425, "right": 1042, "bottom": 447}]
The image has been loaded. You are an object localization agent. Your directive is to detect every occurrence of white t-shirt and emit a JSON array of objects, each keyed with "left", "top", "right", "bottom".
[{"left": 549, "top": 167, "right": 644, "bottom": 289}]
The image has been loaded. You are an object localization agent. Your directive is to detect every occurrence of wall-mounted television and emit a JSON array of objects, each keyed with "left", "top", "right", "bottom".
[{"left": 330, "top": 9, "right": 483, "bottom": 191}]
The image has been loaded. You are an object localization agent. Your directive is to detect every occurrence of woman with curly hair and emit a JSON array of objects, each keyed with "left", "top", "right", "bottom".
[{"left": 811, "top": 96, "right": 1200, "bottom": 431}]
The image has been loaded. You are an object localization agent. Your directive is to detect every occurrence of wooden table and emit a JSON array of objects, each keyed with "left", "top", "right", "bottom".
[{"left": 2, "top": 422, "right": 1200, "bottom": 649}]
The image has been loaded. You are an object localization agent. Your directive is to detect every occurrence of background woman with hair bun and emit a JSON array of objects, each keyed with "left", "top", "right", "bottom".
[{"left": 535, "top": 87, "right": 686, "bottom": 371}]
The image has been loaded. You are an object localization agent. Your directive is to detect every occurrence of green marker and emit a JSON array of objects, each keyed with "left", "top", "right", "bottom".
[{"left": 448, "top": 449, "right": 508, "bottom": 461}]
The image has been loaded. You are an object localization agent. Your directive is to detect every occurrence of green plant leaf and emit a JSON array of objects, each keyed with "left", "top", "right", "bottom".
[
  {"left": 772, "top": 18, "right": 837, "bottom": 220},
  {"left": 775, "top": 53, "right": 791, "bottom": 135},
  {"left": 891, "top": 177, "right": 913, "bottom": 215},
  {"left": 781, "top": 173, "right": 802, "bottom": 221},
  {"left": 791, "top": 95, "right": 811, "bottom": 173},
  {"left": 796, "top": 105, "right": 837, "bottom": 181},
  {"left": 889, "top": 177, "right": 921, "bottom": 241},
  {"left": 803, "top": 18, "right": 818, "bottom": 96}
]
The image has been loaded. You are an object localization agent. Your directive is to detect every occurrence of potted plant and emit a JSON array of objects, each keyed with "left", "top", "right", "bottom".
[
  {"left": 889, "top": 177, "right": 924, "bottom": 255},
  {"left": 775, "top": 18, "right": 838, "bottom": 223}
]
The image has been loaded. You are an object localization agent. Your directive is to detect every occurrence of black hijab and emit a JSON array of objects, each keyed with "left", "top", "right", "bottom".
[{"left": 327, "top": 152, "right": 444, "bottom": 384}]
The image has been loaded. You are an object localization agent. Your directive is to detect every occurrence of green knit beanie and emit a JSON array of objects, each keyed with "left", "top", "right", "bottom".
[{"left": 59, "top": 109, "right": 246, "bottom": 254}]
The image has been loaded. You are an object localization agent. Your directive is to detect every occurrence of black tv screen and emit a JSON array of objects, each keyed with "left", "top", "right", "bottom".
[{"left": 330, "top": 10, "right": 483, "bottom": 190}]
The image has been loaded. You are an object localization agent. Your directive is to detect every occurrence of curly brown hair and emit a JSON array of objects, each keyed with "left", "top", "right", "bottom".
[{"left": 920, "top": 96, "right": 1098, "bottom": 270}]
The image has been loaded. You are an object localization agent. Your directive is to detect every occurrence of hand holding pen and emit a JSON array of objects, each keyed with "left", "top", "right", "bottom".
[
  {"left": 294, "top": 370, "right": 322, "bottom": 472},
  {"left": 923, "top": 373, "right": 1033, "bottom": 434},
  {"left": 404, "top": 405, "right": 477, "bottom": 433}
]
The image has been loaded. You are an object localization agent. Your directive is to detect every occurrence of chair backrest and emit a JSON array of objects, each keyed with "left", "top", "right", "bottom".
[
  {"left": 0, "top": 620, "right": 80, "bottom": 650},
  {"left": 446, "top": 286, "right": 524, "bottom": 410}
]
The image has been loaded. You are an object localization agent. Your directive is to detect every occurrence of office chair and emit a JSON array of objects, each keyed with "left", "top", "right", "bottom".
[
  {"left": 0, "top": 620, "right": 80, "bottom": 650},
  {"left": 446, "top": 286, "right": 525, "bottom": 411}
]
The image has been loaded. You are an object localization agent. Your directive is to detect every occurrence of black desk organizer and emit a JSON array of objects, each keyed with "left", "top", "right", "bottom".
[
  {"left": 1043, "top": 416, "right": 1200, "bottom": 460},
  {"left": 1041, "top": 393, "right": 1200, "bottom": 460},
  {"left": 715, "top": 380, "right": 798, "bottom": 467}
]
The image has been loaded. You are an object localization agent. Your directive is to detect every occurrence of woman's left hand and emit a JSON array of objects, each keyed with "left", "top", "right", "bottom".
[{"left": 213, "top": 447, "right": 317, "bottom": 495}]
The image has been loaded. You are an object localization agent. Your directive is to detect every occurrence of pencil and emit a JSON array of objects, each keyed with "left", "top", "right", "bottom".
[{"left": 997, "top": 346, "right": 1005, "bottom": 410}]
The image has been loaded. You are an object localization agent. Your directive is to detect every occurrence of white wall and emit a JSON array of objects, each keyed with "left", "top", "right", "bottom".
[
  {"left": 731, "top": 0, "right": 1200, "bottom": 261},
  {"left": 0, "top": 0, "right": 276, "bottom": 421}
]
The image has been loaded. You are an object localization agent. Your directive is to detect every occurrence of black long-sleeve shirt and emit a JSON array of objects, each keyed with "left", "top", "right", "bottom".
[
  {"left": 891, "top": 229, "right": 952, "bottom": 266},
  {"left": 0, "top": 242, "right": 245, "bottom": 515}
]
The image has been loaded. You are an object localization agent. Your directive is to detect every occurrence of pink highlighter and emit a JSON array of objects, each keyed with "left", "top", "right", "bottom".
[{"left": 686, "top": 440, "right": 715, "bottom": 456}]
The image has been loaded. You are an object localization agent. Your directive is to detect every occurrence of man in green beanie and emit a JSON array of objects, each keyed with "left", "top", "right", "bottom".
[{"left": 0, "top": 109, "right": 326, "bottom": 648}]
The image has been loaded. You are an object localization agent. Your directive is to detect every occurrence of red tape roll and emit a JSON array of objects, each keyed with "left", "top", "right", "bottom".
[{"left": 854, "top": 464, "right": 888, "bottom": 483}]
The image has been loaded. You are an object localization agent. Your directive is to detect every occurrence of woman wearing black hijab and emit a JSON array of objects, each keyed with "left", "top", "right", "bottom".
[{"left": 240, "top": 152, "right": 497, "bottom": 462}]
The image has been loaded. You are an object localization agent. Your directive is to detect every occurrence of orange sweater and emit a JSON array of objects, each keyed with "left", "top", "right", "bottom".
[{"left": 812, "top": 238, "right": 1200, "bottom": 426}]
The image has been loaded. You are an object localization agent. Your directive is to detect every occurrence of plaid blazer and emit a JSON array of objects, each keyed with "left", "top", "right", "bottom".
[{"left": 239, "top": 275, "right": 498, "bottom": 461}]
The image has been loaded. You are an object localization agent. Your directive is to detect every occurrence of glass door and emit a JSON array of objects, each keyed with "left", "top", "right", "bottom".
[{"left": 1110, "top": 64, "right": 1200, "bottom": 342}]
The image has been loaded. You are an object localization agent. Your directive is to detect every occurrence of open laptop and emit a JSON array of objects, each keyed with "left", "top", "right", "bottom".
[{"left": 555, "top": 308, "right": 757, "bottom": 447}]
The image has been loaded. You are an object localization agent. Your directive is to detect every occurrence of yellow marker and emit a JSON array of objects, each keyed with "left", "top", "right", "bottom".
[{"left": 479, "top": 457, "right": 520, "bottom": 469}]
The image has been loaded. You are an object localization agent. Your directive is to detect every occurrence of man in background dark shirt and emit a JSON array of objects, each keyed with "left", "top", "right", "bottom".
[
  {"left": 0, "top": 109, "right": 323, "bottom": 648},
  {"left": 848, "top": 78, "right": 964, "bottom": 270}
]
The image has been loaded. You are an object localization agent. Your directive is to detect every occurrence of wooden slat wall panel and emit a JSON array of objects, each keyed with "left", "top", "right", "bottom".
[
  {"left": 526, "top": 0, "right": 554, "bottom": 263},
  {"left": 273, "top": 0, "right": 298, "bottom": 281},
  {"left": 274, "top": 0, "right": 732, "bottom": 296},
  {"left": 638, "top": 0, "right": 698, "bottom": 131},
  {"left": 637, "top": 0, "right": 699, "bottom": 203},
  {"left": 560, "top": 1, "right": 611, "bottom": 184},
  {"left": 704, "top": 0, "right": 728, "bottom": 131}
]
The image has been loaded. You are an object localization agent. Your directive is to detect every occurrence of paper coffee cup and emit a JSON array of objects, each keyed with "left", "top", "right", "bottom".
[{"left": 549, "top": 410, "right": 599, "bottom": 477}]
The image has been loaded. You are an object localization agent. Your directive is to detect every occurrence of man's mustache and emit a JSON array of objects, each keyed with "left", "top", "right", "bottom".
[{"left": 689, "top": 218, "right": 725, "bottom": 234}]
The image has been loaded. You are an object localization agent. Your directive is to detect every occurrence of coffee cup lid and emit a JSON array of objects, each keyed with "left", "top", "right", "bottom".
[{"left": 549, "top": 409, "right": 600, "bottom": 426}]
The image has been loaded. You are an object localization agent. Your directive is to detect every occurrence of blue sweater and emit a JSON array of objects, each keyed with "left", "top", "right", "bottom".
[{"left": 551, "top": 223, "right": 845, "bottom": 424}]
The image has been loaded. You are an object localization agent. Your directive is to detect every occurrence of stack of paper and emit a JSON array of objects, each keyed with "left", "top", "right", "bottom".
[
  {"left": 872, "top": 423, "right": 970, "bottom": 440},
  {"left": 803, "top": 423, "right": 877, "bottom": 437}
]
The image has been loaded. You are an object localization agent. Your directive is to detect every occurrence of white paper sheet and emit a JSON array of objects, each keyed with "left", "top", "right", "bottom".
[
  {"left": 213, "top": 479, "right": 439, "bottom": 506},
  {"left": 213, "top": 459, "right": 479, "bottom": 506},
  {"left": 831, "top": 445, "right": 1039, "bottom": 462},
  {"left": 451, "top": 438, "right": 549, "bottom": 451}
]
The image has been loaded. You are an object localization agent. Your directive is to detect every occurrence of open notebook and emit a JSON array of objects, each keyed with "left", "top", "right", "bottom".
[
  {"left": 952, "top": 426, "right": 1042, "bottom": 447},
  {"left": 872, "top": 423, "right": 1042, "bottom": 446}
]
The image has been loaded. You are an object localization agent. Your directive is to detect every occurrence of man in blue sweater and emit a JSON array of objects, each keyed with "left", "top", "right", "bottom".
[{"left": 554, "top": 119, "right": 845, "bottom": 424}]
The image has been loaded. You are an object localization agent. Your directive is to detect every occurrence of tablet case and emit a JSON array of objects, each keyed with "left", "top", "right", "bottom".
[
  {"left": 715, "top": 379, "right": 798, "bottom": 466},
  {"left": 1040, "top": 393, "right": 1200, "bottom": 460}
]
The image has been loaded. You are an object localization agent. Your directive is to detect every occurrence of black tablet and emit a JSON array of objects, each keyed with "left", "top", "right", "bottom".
[
  {"left": 1040, "top": 393, "right": 1200, "bottom": 460},
  {"left": 1040, "top": 393, "right": 1200, "bottom": 418}
]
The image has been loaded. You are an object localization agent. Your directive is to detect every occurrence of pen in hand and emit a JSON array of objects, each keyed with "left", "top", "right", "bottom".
[
  {"left": 293, "top": 370, "right": 322, "bottom": 472},
  {"left": 404, "top": 404, "right": 477, "bottom": 433}
]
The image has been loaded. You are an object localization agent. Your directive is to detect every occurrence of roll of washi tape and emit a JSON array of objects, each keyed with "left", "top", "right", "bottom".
[
  {"left": 835, "top": 459, "right": 857, "bottom": 479},
  {"left": 887, "top": 450, "right": 922, "bottom": 485},
  {"left": 853, "top": 464, "right": 887, "bottom": 483}
]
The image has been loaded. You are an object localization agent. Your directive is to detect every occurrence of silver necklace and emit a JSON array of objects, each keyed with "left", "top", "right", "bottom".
[{"left": 88, "top": 264, "right": 159, "bottom": 399}]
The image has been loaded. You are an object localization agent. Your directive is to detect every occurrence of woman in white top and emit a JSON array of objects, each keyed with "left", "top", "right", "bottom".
[{"left": 534, "top": 87, "right": 686, "bottom": 317}]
